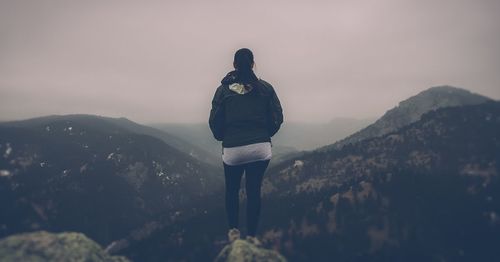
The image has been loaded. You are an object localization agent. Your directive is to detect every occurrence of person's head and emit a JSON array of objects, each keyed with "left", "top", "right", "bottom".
[
  {"left": 233, "top": 48, "right": 255, "bottom": 71},
  {"left": 232, "top": 48, "right": 258, "bottom": 84}
]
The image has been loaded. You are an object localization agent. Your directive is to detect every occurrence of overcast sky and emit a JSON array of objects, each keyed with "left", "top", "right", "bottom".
[{"left": 1, "top": 0, "right": 499, "bottom": 124}]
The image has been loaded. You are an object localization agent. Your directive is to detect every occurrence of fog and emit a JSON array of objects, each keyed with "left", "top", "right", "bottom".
[{"left": 1, "top": 0, "right": 499, "bottom": 124}]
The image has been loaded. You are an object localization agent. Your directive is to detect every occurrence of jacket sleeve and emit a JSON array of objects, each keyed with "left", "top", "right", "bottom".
[
  {"left": 208, "top": 86, "right": 225, "bottom": 141},
  {"left": 267, "top": 85, "right": 283, "bottom": 137}
]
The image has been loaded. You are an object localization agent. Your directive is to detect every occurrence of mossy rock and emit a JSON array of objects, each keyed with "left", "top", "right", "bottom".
[
  {"left": 215, "top": 239, "right": 287, "bottom": 262},
  {"left": 0, "top": 230, "right": 131, "bottom": 262}
]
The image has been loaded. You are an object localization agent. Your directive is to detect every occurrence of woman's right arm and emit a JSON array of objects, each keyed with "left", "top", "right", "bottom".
[{"left": 209, "top": 86, "right": 225, "bottom": 141}]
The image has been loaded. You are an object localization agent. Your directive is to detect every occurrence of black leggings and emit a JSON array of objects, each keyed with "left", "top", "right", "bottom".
[{"left": 223, "top": 159, "right": 270, "bottom": 237}]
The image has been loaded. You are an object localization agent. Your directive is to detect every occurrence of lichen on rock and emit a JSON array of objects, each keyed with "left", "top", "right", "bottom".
[
  {"left": 0, "top": 230, "right": 131, "bottom": 262},
  {"left": 215, "top": 239, "right": 287, "bottom": 262}
]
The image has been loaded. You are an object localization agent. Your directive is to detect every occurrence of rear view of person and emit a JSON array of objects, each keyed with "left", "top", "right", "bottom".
[{"left": 209, "top": 48, "right": 283, "bottom": 244}]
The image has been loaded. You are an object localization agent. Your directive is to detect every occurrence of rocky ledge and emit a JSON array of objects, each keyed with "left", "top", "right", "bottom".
[
  {"left": 215, "top": 239, "right": 287, "bottom": 262},
  {"left": 0, "top": 230, "right": 131, "bottom": 262}
]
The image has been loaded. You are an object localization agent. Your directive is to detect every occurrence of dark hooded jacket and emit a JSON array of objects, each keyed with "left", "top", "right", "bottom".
[{"left": 209, "top": 70, "right": 283, "bottom": 148}]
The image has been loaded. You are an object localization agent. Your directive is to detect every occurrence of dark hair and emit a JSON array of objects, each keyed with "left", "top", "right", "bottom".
[{"left": 234, "top": 48, "right": 258, "bottom": 84}]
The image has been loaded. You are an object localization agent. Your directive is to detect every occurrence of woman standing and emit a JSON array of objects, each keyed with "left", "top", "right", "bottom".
[{"left": 209, "top": 48, "right": 283, "bottom": 244}]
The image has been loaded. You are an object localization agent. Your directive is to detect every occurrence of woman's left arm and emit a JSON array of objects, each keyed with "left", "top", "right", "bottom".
[{"left": 268, "top": 86, "right": 283, "bottom": 137}]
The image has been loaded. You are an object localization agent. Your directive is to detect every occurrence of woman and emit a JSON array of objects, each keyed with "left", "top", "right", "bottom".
[{"left": 209, "top": 48, "right": 283, "bottom": 244}]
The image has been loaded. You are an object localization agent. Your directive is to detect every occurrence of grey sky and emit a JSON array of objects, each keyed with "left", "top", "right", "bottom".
[{"left": 1, "top": 0, "right": 499, "bottom": 124}]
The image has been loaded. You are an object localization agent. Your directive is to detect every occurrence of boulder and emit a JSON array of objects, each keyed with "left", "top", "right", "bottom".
[
  {"left": 0, "top": 230, "right": 131, "bottom": 262},
  {"left": 215, "top": 239, "right": 287, "bottom": 262}
]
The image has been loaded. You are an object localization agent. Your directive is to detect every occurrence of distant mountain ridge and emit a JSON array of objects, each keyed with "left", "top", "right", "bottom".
[
  {"left": 272, "top": 117, "right": 375, "bottom": 150},
  {"left": 320, "top": 85, "right": 492, "bottom": 151},
  {"left": 149, "top": 122, "right": 301, "bottom": 167},
  {"left": 150, "top": 117, "right": 374, "bottom": 167},
  {"left": 0, "top": 114, "right": 220, "bottom": 167}
]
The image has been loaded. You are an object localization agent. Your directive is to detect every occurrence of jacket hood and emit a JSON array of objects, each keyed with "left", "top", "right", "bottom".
[
  {"left": 228, "top": 83, "right": 252, "bottom": 94},
  {"left": 221, "top": 70, "right": 259, "bottom": 85},
  {"left": 221, "top": 70, "right": 239, "bottom": 85}
]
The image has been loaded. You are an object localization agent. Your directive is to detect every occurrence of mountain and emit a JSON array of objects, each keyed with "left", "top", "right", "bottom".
[
  {"left": 118, "top": 101, "right": 500, "bottom": 261},
  {"left": 0, "top": 115, "right": 223, "bottom": 247},
  {"left": 148, "top": 123, "right": 222, "bottom": 157},
  {"left": 320, "top": 85, "right": 492, "bottom": 151},
  {"left": 0, "top": 114, "right": 220, "bottom": 167},
  {"left": 2, "top": 89, "right": 497, "bottom": 261},
  {"left": 257, "top": 101, "right": 500, "bottom": 261}
]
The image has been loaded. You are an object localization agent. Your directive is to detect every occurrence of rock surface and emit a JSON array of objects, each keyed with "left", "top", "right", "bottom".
[
  {"left": 215, "top": 239, "right": 287, "bottom": 262},
  {"left": 0, "top": 230, "right": 131, "bottom": 262}
]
